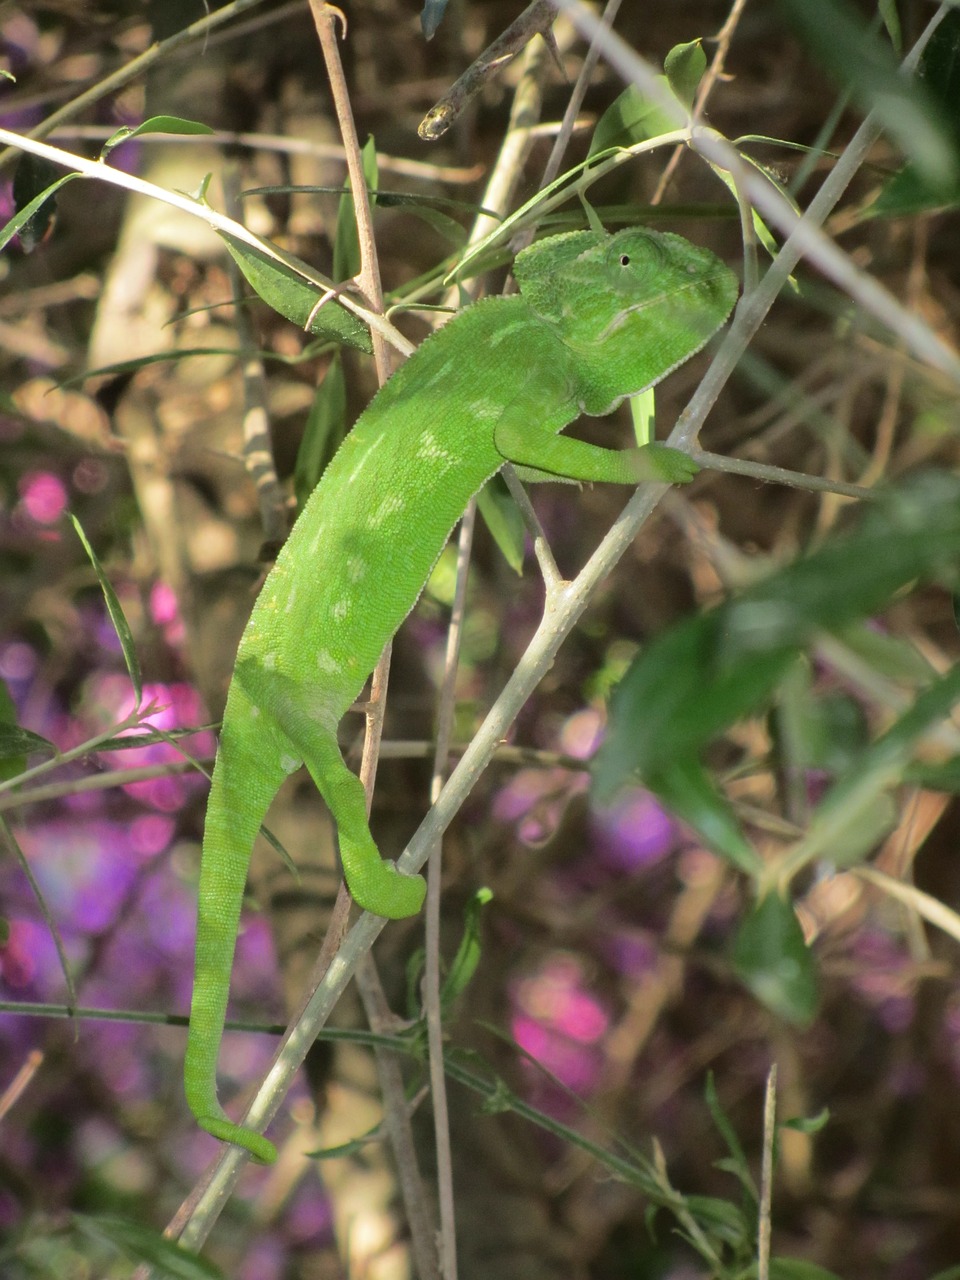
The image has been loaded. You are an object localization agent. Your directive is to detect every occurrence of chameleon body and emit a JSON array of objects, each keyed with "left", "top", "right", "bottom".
[{"left": 186, "top": 228, "right": 738, "bottom": 1162}]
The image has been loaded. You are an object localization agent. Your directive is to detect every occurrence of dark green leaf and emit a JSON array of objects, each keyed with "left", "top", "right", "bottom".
[
  {"left": 594, "top": 473, "right": 960, "bottom": 807},
  {"left": 73, "top": 1214, "right": 223, "bottom": 1278},
  {"left": 769, "top": 1261, "right": 845, "bottom": 1280},
  {"left": 782, "top": 1106, "right": 830, "bottom": 1135},
  {"left": 6, "top": 158, "right": 74, "bottom": 253},
  {"left": 778, "top": 0, "right": 958, "bottom": 191},
  {"left": 333, "top": 136, "right": 379, "bottom": 284},
  {"left": 0, "top": 719, "right": 56, "bottom": 776},
  {"left": 664, "top": 39, "right": 706, "bottom": 109},
  {"left": 587, "top": 82, "right": 681, "bottom": 157},
  {"left": 870, "top": 9, "right": 960, "bottom": 216},
  {"left": 705, "top": 1071, "right": 757, "bottom": 1199},
  {"left": 777, "top": 662, "right": 868, "bottom": 775},
  {"left": 877, "top": 0, "right": 902, "bottom": 54},
  {"left": 799, "top": 662, "right": 960, "bottom": 868},
  {"left": 646, "top": 756, "right": 762, "bottom": 875},
  {"left": 594, "top": 607, "right": 793, "bottom": 796},
  {"left": 0, "top": 682, "right": 26, "bottom": 781},
  {"left": 904, "top": 756, "right": 960, "bottom": 791},
  {"left": 220, "top": 234, "right": 372, "bottom": 353},
  {"left": 100, "top": 114, "right": 214, "bottom": 159},
  {"left": 69, "top": 513, "right": 142, "bottom": 708},
  {"left": 732, "top": 893, "right": 819, "bottom": 1026},
  {"left": 682, "top": 1194, "right": 749, "bottom": 1244},
  {"left": 476, "top": 474, "right": 526, "bottom": 575},
  {"left": 295, "top": 354, "right": 347, "bottom": 510},
  {"left": 441, "top": 887, "right": 493, "bottom": 1009}
]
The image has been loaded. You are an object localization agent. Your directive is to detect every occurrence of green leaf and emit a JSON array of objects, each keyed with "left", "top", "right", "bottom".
[
  {"left": 629, "top": 387, "right": 656, "bottom": 447},
  {"left": 646, "top": 756, "right": 762, "bottom": 875},
  {"left": 781, "top": 1106, "right": 830, "bottom": 1135},
  {"left": 594, "top": 473, "right": 960, "bottom": 809},
  {"left": 777, "top": 662, "right": 868, "bottom": 775},
  {"left": 769, "top": 1261, "right": 845, "bottom": 1280},
  {"left": 732, "top": 893, "right": 818, "bottom": 1026},
  {"left": 593, "top": 607, "right": 794, "bottom": 798},
  {"left": 877, "top": 0, "right": 902, "bottom": 54},
  {"left": 587, "top": 82, "right": 682, "bottom": 157},
  {"left": 0, "top": 683, "right": 27, "bottom": 781},
  {"left": 441, "top": 887, "right": 493, "bottom": 1009},
  {"left": 663, "top": 39, "right": 706, "bottom": 109},
  {"left": 295, "top": 354, "right": 347, "bottom": 510},
  {"left": 333, "top": 135, "right": 379, "bottom": 284},
  {"left": 705, "top": 1071, "right": 757, "bottom": 1200},
  {"left": 707, "top": 152, "right": 794, "bottom": 261},
  {"left": 4, "top": 159, "right": 75, "bottom": 253},
  {"left": 681, "top": 1194, "right": 749, "bottom": 1245},
  {"left": 869, "top": 164, "right": 960, "bottom": 218},
  {"left": 795, "top": 662, "right": 960, "bottom": 870},
  {"left": 869, "top": 9, "right": 960, "bottom": 217},
  {"left": 73, "top": 1213, "right": 223, "bottom": 1278},
  {"left": 219, "top": 234, "right": 373, "bottom": 353},
  {"left": 100, "top": 113, "right": 214, "bottom": 159},
  {"left": 0, "top": 719, "right": 56, "bottom": 778},
  {"left": 68, "top": 513, "right": 142, "bottom": 708},
  {"left": 778, "top": 0, "right": 958, "bottom": 192},
  {"left": 476, "top": 474, "right": 526, "bottom": 575}
]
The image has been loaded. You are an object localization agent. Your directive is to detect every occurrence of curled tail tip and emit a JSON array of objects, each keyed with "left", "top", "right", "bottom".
[
  {"left": 348, "top": 862, "right": 426, "bottom": 919},
  {"left": 198, "top": 1114, "right": 278, "bottom": 1164}
]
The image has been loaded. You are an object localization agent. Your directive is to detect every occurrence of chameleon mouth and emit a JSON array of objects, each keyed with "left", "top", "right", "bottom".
[{"left": 595, "top": 267, "right": 737, "bottom": 344}]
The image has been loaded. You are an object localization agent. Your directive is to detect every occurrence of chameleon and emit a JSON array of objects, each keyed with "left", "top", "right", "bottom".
[{"left": 185, "top": 226, "right": 739, "bottom": 1163}]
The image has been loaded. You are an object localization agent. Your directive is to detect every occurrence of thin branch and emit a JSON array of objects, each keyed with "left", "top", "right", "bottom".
[
  {"left": 0, "top": 128, "right": 415, "bottom": 358},
  {"left": 758, "top": 1063, "right": 777, "bottom": 1280},
  {"left": 222, "top": 166, "right": 287, "bottom": 545}
]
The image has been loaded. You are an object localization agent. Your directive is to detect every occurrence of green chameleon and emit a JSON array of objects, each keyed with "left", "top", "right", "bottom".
[{"left": 185, "top": 226, "right": 739, "bottom": 1162}]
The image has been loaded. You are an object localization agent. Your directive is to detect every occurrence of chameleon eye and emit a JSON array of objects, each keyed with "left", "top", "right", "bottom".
[{"left": 619, "top": 254, "right": 631, "bottom": 266}]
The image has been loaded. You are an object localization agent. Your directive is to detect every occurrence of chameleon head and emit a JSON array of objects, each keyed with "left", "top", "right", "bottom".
[{"left": 515, "top": 226, "right": 739, "bottom": 416}]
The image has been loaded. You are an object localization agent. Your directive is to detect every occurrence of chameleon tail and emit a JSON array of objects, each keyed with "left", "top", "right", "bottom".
[{"left": 185, "top": 684, "right": 290, "bottom": 1164}]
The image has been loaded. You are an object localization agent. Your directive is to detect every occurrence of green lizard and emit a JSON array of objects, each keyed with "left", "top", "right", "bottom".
[{"left": 186, "top": 226, "right": 738, "bottom": 1163}]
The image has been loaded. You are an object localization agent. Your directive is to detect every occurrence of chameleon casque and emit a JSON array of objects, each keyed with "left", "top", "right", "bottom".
[{"left": 186, "top": 227, "right": 739, "bottom": 1162}]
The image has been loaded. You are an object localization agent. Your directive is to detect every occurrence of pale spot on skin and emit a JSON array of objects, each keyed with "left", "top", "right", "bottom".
[
  {"left": 280, "top": 753, "right": 299, "bottom": 774},
  {"left": 349, "top": 432, "right": 385, "bottom": 485},
  {"left": 346, "top": 555, "right": 366, "bottom": 583},
  {"left": 332, "top": 599, "right": 350, "bottom": 621},
  {"left": 488, "top": 320, "right": 527, "bottom": 349},
  {"left": 308, "top": 525, "right": 326, "bottom": 558},
  {"left": 466, "top": 398, "right": 501, "bottom": 421},
  {"left": 420, "top": 358, "right": 455, "bottom": 389},
  {"left": 317, "top": 649, "right": 341, "bottom": 674},
  {"left": 263, "top": 652, "right": 277, "bottom": 671},
  {"left": 417, "top": 434, "right": 457, "bottom": 465},
  {"left": 284, "top": 585, "right": 298, "bottom": 613},
  {"left": 367, "top": 493, "right": 405, "bottom": 529},
  {"left": 250, "top": 705, "right": 261, "bottom": 719}
]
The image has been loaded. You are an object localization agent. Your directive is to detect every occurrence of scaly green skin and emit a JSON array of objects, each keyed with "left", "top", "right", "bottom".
[{"left": 186, "top": 228, "right": 738, "bottom": 1162}]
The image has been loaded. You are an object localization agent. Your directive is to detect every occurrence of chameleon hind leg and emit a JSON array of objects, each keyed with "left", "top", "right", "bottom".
[
  {"left": 185, "top": 681, "right": 294, "bottom": 1163},
  {"left": 274, "top": 696, "right": 426, "bottom": 919}
]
